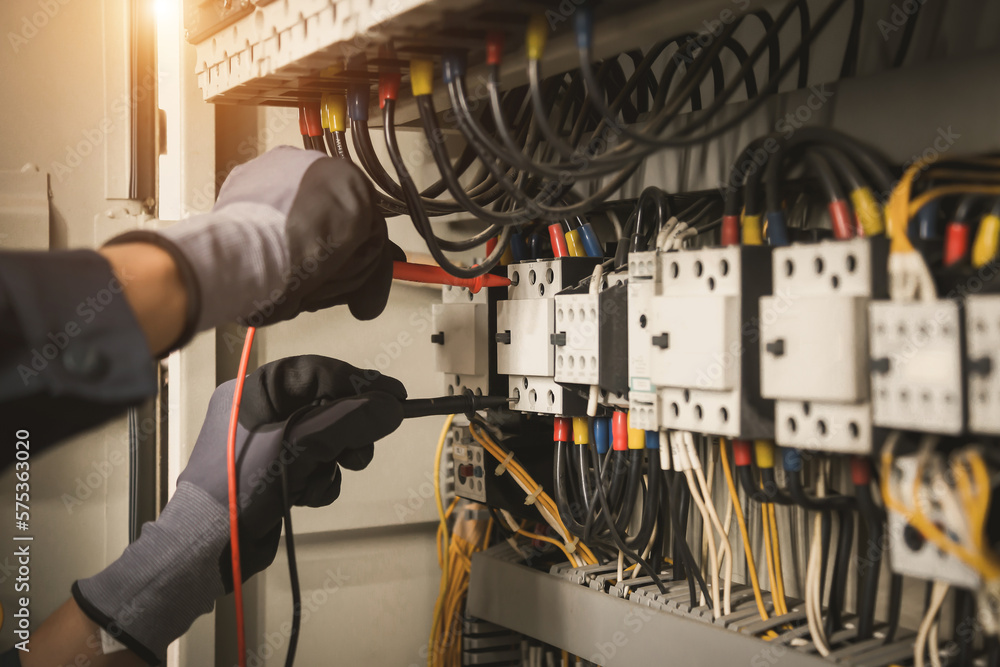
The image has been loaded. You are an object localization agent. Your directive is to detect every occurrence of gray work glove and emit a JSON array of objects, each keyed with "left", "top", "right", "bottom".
[
  {"left": 106, "top": 146, "right": 400, "bottom": 348},
  {"left": 73, "top": 355, "right": 406, "bottom": 665}
]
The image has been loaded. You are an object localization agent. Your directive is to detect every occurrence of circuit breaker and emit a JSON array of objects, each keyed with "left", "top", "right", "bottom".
[
  {"left": 966, "top": 295, "right": 1000, "bottom": 435},
  {"left": 870, "top": 300, "right": 965, "bottom": 434},
  {"left": 760, "top": 238, "right": 888, "bottom": 453},
  {"left": 497, "top": 258, "right": 598, "bottom": 415}
]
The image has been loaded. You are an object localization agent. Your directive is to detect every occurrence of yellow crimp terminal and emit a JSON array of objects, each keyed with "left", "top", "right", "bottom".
[
  {"left": 320, "top": 94, "right": 331, "bottom": 130},
  {"left": 565, "top": 229, "right": 585, "bottom": 257},
  {"left": 325, "top": 94, "right": 347, "bottom": 133},
  {"left": 973, "top": 213, "right": 1000, "bottom": 268},
  {"left": 742, "top": 213, "right": 763, "bottom": 246},
  {"left": 572, "top": 417, "right": 589, "bottom": 446},
  {"left": 627, "top": 414, "right": 644, "bottom": 450},
  {"left": 850, "top": 187, "right": 885, "bottom": 237},
  {"left": 754, "top": 440, "right": 775, "bottom": 469},
  {"left": 526, "top": 14, "right": 548, "bottom": 61},
  {"left": 410, "top": 59, "right": 435, "bottom": 97}
]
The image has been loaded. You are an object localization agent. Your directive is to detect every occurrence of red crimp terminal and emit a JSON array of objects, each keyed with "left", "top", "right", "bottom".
[
  {"left": 553, "top": 417, "right": 572, "bottom": 443},
  {"left": 298, "top": 106, "right": 309, "bottom": 136},
  {"left": 486, "top": 32, "right": 506, "bottom": 66},
  {"left": 379, "top": 71, "right": 401, "bottom": 109},
  {"left": 303, "top": 104, "right": 323, "bottom": 137},
  {"left": 851, "top": 456, "right": 872, "bottom": 486},
  {"left": 548, "top": 223, "right": 569, "bottom": 258},
  {"left": 828, "top": 200, "right": 855, "bottom": 241},
  {"left": 732, "top": 439, "right": 752, "bottom": 467},
  {"left": 944, "top": 221, "right": 971, "bottom": 267},
  {"left": 721, "top": 214, "right": 740, "bottom": 246},
  {"left": 612, "top": 412, "right": 628, "bottom": 451}
]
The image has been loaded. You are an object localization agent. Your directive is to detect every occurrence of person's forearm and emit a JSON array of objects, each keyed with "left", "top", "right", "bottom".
[
  {"left": 99, "top": 243, "right": 187, "bottom": 356},
  {"left": 20, "top": 598, "right": 145, "bottom": 667}
]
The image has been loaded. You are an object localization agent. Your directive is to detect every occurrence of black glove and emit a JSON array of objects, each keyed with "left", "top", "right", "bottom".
[
  {"left": 73, "top": 355, "right": 406, "bottom": 665},
  {"left": 106, "top": 146, "right": 400, "bottom": 347}
]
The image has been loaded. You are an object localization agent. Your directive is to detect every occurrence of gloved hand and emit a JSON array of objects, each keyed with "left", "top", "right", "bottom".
[
  {"left": 72, "top": 355, "right": 406, "bottom": 665},
  {"left": 106, "top": 146, "right": 400, "bottom": 348}
]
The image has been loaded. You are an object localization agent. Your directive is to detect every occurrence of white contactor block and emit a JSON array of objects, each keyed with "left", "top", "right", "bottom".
[
  {"left": 870, "top": 300, "right": 964, "bottom": 434},
  {"left": 499, "top": 259, "right": 597, "bottom": 415},
  {"left": 760, "top": 238, "right": 887, "bottom": 453},
  {"left": 433, "top": 285, "right": 490, "bottom": 396},
  {"left": 966, "top": 295, "right": 1000, "bottom": 435}
]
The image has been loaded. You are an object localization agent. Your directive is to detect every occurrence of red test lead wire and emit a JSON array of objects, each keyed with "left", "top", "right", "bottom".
[
  {"left": 392, "top": 261, "right": 511, "bottom": 293},
  {"left": 228, "top": 326, "right": 256, "bottom": 667}
]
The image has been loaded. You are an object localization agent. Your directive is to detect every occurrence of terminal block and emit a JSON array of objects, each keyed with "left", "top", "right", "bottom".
[
  {"left": 869, "top": 299, "right": 965, "bottom": 434},
  {"left": 647, "top": 246, "right": 772, "bottom": 438},
  {"left": 759, "top": 238, "right": 888, "bottom": 453},
  {"left": 432, "top": 284, "right": 502, "bottom": 398},
  {"left": 966, "top": 295, "right": 1000, "bottom": 435},
  {"left": 452, "top": 428, "right": 487, "bottom": 503},
  {"left": 886, "top": 454, "right": 980, "bottom": 589},
  {"left": 497, "top": 258, "right": 599, "bottom": 415}
]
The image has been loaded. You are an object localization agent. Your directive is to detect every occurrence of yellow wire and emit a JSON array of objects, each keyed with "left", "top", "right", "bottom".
[
  {"left": 768, "top": 503, "right": 788, "bottom": 616},
  {"left": 719, "top": 439, "right": 770, "bottom": 622},
  {"left": 429, "top": 414, "right": 456, "bottom": 666},
  {"left": 470, "top": 423, "right": 598, "bottom": 565},
  {"left": 760, "top": 501, "right": 780, "bottom": 612},
  {"left": 880, "top": 448, "right": 1000, "bottom": 580},
  {"left": 516, "top": 528, "right": 580, "bottom": 563}
]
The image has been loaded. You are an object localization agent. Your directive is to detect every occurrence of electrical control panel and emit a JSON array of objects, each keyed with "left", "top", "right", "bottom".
[
  {"left": 869, "top": 300, "right": 965, "bottom": 435},
  {"left": 498, "top": 259, "right": 599, "bottom": 415},
  {"left": 760, "top": 238, "right": 888, "bottom": 453},
  {"left": 965, "top": 295, "right": 1000, "bottom": 435},
  {"left": 886, "top": 454, "right": 980, "bottom": 590}
]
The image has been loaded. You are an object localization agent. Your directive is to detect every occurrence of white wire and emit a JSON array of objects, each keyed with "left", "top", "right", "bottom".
[
  {"left": 684, "top": 465, "right": 720, "bottom": 617},
  {"left": 915, "top": 581, "right": 950, "bottom": 667},
  {"left": 686, "top": 433, "right": 733, "bottom": 615},
  {"left": 805, "top": 467, "right": 831, "bottom": 656}
]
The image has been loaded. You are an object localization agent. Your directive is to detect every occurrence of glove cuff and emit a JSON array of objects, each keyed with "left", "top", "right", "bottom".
[
  {"left": 73, "top": 482, "right": 230, "bottom": 665},
  {"left": 111, "top": 202, "right": 290, "bottom": 335}
]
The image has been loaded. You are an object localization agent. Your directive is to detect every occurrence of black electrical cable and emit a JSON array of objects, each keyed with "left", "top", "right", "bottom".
[
  {"left": 751, "top": 10, "right": 781, "bottom": 81},
  {"left": 383, "top": 98, "right": 510, "bottom": 278},
  {"left": 664, "top": 470, "right": 712, "bottom": 607},
  {"left": 279, "top": 464, "right": 300, "bottom": 667},
  {"left": 624, "top": 456, "right": 660, "bottom": 550},
  {"left": 839, "top": 0, "right": 864, "bottom": 78},
  {"left": 854, "top": 471, "right": 883, "bottom": 641},
  {"left": 614, "top": 451, "right": 644, "bottom": 533},
  {"left": 825, "top": 509, "right": 854, "bottom": 635},
  {"left": 796, "top": 0, "right": 811, "bottom": 88},
  {"left": 587, "top": 441, "right": 668, "bottom": 593},
  {"left": 893, "top": 0, "right": 923, "bottom": 67},
  {"left": 554, "top": 441, "right": 589, "bottom": 536},
  {"left": 884, "top": 574, "right": 904, "bottom": 643}
]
